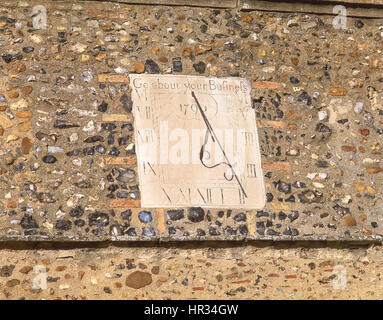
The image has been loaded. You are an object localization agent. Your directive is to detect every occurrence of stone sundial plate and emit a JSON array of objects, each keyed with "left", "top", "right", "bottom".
[{"left": 131, "top": 74, "right": 266, "bottom": 210}]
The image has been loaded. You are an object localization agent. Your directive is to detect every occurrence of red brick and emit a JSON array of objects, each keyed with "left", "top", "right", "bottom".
[
  {"left": 267, "top": 273, "right": 280, "bottom": 277},
  {"left": 252, "top": 81, "right": 281, "bottom": 89},
  {"left": 105, "top": 157, "right": 136, "bottom": 165},
  {"left": 262, "top": 162, "right": 290, "bottom": 171},
  {"left": 109, "top": 199, "right": 141, "bottom": 208},
  {"left": 192, "top": 287, "right": 205, "bottom": 291},
  {"left": 258, "top": 120, "right": 286, "bottom": 129},
  {"left": 232, "top": 279, "right": 251, "bottom": 284}
]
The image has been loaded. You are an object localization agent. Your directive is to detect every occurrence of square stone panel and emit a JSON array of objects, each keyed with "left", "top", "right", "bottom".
[{"left": 131, "top": 75, "right": 266, "bottom": 209}]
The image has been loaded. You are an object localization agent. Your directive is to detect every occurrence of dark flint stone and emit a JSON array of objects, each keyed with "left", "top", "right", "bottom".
[
  {"left": 108, "top": 147, "right": 120, "bottom": 156},
  {"left": 117, "top": 191, "right": 129, "bottom": 198},
  {"left": 209, "top": 226, "right": 220, "bottom": 236},
  {"left": 118, "top": 136, "right": 129, "bottom": 145},
  {"left": 24, "top": 230, "right": 37, "bottom": 236},
  {"left": 297, "top": 91, "right": 312, "bottom": 106},
  {"left": 316, "top": 123, "right": 331, "bottom": 133},
  {"left": 70, "top": 206, "right": 84, "bottom": 218},
  {"left": 120, "top": 94, "right": 133, "bottom": 113},
  {"left": 22, "top": 47, "right": 34, "bottom": 53},
  {"left": 98, "top": 101, "right": 108, "bottom": 112},
  {"left": 196, "top": 229, "right": 206, "bottom": 236},
  {"left": 20, "top": 214, "right": 38, "bottom": 229},
  {"left": 66, "top": 149, "right": 81, "bottom": 157},
  {"left": 256, "top": 221, "right": 265, "bottom": 229},
  {"left": 47, "top": 277, "right": 60, "bottom": 282},
  {"left": 53, "top": 120, "right": 80, "bottom": 129},
  {"left": 107, "top": 134, "right": 114, "bottom": 145},
  {"left": 333, "top": 204, "right": 350, "bottom": 215},
  {"left": 167, "top": 210, "right": 184, "bottom": 221},
  {"left": 225, "top": 227, "right": 237, "bottom": 235},
  {"left": 283, "top": 226, "right": 292, "bottom": 236},
  {"left": 276, "top": 181, "right": 291, "bottom": 194},
  {"left": 226, "top": 20, "right": 240, "bottom": 28},
  {"left": 13, "top": 162, "right": 25, "bottom": 172},
  {"left": 74, "top": 219, "right": 85, "bottom": 227},
  {"left": 126, "top": 228, "right": 136, "bottom": 236},
  {"left": 101, "top": 123, "right": 117, "bottom": 131},
  {"left": 290, "top": 76, "right": 299, "bottom": 84},
  {"left": 355, "top": 20, "right": 364, "bottom": 28},
  {"left": 121, "top": 123, "right": 134, "bottom": 131},
  {"left": 84, "top": 135, "right": 104, "bottom": 143},
  {"left": 42, "top": 155, "right": 57, "bottom": 164},
  {"left": 142, "top": 227, "right": 156, "bottom": 236},
  {"left": 316, "top": 160, "right": 329, "bottom": 168},
  {"left": 172, "top": 58, "right": 183, "bottom": 72},
  {"left": 138, "top": 211, "right": 152, "bottom": 223},
  {"left": 83, "top": 146, "right": 95, "bottom": 156},
  {"left": 55, "top": 220, "right": 72, "bottom": 231},
  {"left": 145, "top": 59, "right": 160, "bottom": 74},
  {"left": 256, "top": 211, "right": 269, "bottom": 217},
  {"left": 89, "top": 212, "right": 109, "bottom": 227},
  {"left": 278, "top": 211, "right": 287, "bottom": 220},
  {"left": 1, "top": 54, "right": 13, "bottom": 63},
  {"left": 110, "top": 224, "right": 123, "bottom": 236},
  {"left": 116, "top": 168, "right": 135, "bottom": 183},
  {"left": 233, "top": 212, "right": 246, "bottom": 222},
  {"left": 187, "top": 207, "right": 204, "bottom": 222},
  {"left": 257, "top": 229, "right": 265, "bottom": 236},
  {"left": 288, "top": 211, "right": 299, "bottom": 222},
  {"left": 266, "top": 193, "right": 273, "bottom": 202},
  {"left": 285, "top": 195, "right": 295, "bottom": 202},
  {"left": 266, "top": 229, "right": 279, "bottom": 236},
  {"left": 193, "top": 61, "right": 206, "bottom": 73},
  {"left": 239, "top": 225, "right": 248, "bottom": 235}
]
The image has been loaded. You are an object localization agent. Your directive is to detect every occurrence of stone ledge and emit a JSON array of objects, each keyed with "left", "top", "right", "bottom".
[
  {"left": 4, "top": 0, "right": 383, "bottom": 12},
  {"left": 240, "top": 0, "right": 383, "bottom": 18}
]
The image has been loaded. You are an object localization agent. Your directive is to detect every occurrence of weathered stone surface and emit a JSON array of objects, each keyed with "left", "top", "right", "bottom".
[{"left": 0, "top": 0, "right": 381, "bottom": 242}]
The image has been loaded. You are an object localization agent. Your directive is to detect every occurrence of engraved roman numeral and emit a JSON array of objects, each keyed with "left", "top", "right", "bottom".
[
  {"left": 242, "top": 132, "right": 254, "bottom": 145},
  {"left": 239, "top": 108, "right": 249, "bottom": 120},
  {"left": 137, "top": 129, "right": 154, "bottom": 143},
  {"left": 161, "top": 187, "right": 172, "bottom": 203},
  {"left": 206, "top": 188, "right": 212, "bottom": 204},
  {"left": 239, "top": 188, "right": 246, "bottom": 204},
  {"left": 247, "top": 164, "right": 257, "bottom": 178},
  {"left": 145, "top": 106, "right": 152, "bottom": 119},
  {"left": 178, "top": 188, "right": 190, "bottom": 203},
  {"left": 197, "top": 188, "right": 212, "bottom": 204},
  {"left": 136, "top": 105, "right": 152, "bottom": 119},
  {"left": 142, "top": 161, "right": 157, "bottom": 175}
]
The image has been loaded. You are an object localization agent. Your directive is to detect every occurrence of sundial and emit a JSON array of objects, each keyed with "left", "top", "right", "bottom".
[{"left": 131, "top": 74, "right": 266, "bottom": 209}]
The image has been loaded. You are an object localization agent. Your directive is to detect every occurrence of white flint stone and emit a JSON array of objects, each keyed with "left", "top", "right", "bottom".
[
  {"left": 354, "top": 101, "right": 363, "bottom": 114},
  {"left": 318, "top": 110, "right": 328, "bottom": 121}
]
